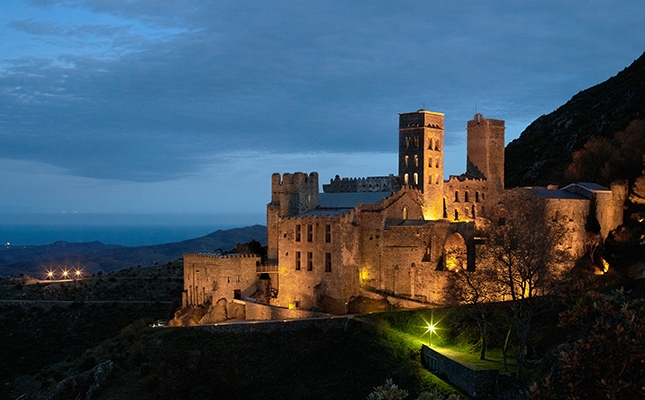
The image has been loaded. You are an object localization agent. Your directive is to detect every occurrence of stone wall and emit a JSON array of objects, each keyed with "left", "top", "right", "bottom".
[
  {"left": 323, "top": 174, "right": 399, "bottom": 193},
  {"left": 188, "top": 314, "right": 353, "bottom": 334},
  {"left": 421, "top": 345, "right": 498, "bottom": 398},
  {"left": 275, "top": 211, "right": 360, "bottom": 313},
  {"left": 467, "top": 114, "right": 505, "bottom": 196},
  {"left": 444, "top": 176, "right": 488, "bottom": 221},
  {"left": 239, "top": 299, "right": 329, "bottom": 321},
  {"left": 183, "top": 254, "right": 261, "bottom": 307}
]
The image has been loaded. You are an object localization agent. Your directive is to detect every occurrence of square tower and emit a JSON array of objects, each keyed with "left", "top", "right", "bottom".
[
  {"left": 398, "top": 110, "right": 444, "bottom": 220},
  {"left": 467, "top": 114, "right": 505, "bottom": 196}
]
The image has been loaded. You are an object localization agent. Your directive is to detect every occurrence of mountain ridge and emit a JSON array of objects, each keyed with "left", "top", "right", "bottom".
[
  {"left": 0, "top": 224, "right": 267, "bottom": 277},
  {"left": 505, "top": 50, "right": 645, "bottom": 187}
]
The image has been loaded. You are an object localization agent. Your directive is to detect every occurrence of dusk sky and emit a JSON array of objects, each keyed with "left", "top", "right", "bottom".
[{"left": 1, "top": 0, "right": 645, "bottom": 229}]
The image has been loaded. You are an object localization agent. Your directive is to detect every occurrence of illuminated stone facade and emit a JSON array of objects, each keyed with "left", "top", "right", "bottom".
[{"left": 183, "top": 110, "right": 626, "bottom": 316}]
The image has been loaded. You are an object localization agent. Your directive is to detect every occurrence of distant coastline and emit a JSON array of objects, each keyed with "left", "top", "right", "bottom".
[{"left": 0, "top": 212, "right": 265, "bottom": 246}]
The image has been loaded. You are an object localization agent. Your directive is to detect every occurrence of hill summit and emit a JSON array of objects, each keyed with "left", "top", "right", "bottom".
[{"left": 505, "top": 51, "right": 645, "bottom": 187}]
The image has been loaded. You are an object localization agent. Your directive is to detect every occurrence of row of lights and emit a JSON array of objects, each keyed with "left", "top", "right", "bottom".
[{"left": 45, "top": 268, "right": 83, "bottom": 280}]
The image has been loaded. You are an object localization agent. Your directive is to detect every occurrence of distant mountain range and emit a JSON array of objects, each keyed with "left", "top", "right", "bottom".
[
  {"left": 505, "top": 51, "right": 645, "bottom": 187},
  {"left": 0, "top": 225, "right": 267, "bottom": 278}
]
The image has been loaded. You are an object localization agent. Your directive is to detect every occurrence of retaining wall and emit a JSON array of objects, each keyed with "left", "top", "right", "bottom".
[{"left": 421, "top": 345, "right": 498, "bottom": 398}]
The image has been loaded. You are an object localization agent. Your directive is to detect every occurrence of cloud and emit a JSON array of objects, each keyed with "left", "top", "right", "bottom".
[{"left": 1, "top": 0, "right": 644, "bottom": 186}]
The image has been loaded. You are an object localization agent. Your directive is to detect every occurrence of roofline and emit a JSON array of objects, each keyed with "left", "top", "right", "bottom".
[{"left": 399, "top": 109, "right": 444, "bottom": 116}]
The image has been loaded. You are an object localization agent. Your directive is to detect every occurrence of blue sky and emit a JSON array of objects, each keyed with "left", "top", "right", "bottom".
[{"left": 1, "top": 0, "right": 644, "bottom": 227}]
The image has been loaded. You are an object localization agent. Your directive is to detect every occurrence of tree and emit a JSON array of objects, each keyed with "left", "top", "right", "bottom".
[
  {"left": 629, "top": 155, "right": 645, "bottom": 205},
  {"left": 528, "top": 289, "right": 645, "bottom": 399},
  {"left": 479, "top": 189, "right": 571, "bottom": 380},
  {"left": 565, "top": 119, "right": 645, "bottom": 186},
  {"left": 445, "top": 261, "right": 499, "bottom": 360}
]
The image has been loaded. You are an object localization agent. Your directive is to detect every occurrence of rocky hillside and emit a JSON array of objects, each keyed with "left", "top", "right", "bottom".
[
  {"left": 0, "top": 225, "right": 267, "bottom": 277},
  {"left": 505, "top": 51, "right": 645, "bottom": 187}
]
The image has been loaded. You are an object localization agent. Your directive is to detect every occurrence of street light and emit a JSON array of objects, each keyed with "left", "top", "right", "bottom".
[
  {"left": 426, "top": 323, "right": 437, "bottom": 346},
  {"left": 74, "top": 269, "right": 82, "bottom": 279},
  {"left": 61, "top": 269, "right": 70, "bottom": 279},
  {"left": 46, "top": 269, "right": 55, "bottom": 280}
]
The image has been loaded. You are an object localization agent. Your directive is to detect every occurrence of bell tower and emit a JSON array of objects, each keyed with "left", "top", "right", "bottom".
[{"left": 398, "top": 110, "right": 444, "bottom": 220}]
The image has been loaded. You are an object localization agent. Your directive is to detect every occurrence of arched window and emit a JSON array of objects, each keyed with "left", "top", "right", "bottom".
[
  {"left": 404, "top": 155, "right": 409, "bottom": 167},
  {"left": 443, "top": 197, "right": 448, "bottom": 219},
  {"left": 413, "top": 173, "right": 419, "bottom": 185},
  {"left": 454, "top": 209, "right": 459, "bottom": 221},
  {"left": 464, "top": 191, "right": 469, "bottom": 202},
  {"left": 414, "top": 154, "right": 419, "bottom": 167},
  {"left": 404, "top": 173, "right": 409, "bottom": 185},
  {"left": 402, "top": 206, "right": 408, "bottom": 220},
  {"left": 475, "top": 191, "right": 480, "bottom": 202},
  {"left": 455, "top": 191, "right": 459, "bottom": 202},
  {"left": 472, "top": 205, "right": 476, "bottom": 218}
]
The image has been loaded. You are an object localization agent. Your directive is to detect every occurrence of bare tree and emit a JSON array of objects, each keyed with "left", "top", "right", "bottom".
[
  {"left": 445, "top": 258, "right": 499, "bottom": 360},
  {"left": 479, "top": 189, "right": 571, "bottom": 380}
]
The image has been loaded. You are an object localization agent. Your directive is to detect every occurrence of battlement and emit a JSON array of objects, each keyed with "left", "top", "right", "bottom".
[
  {"left": 186, "top": 253, "right": 261, "bottom": 259},
  {"left": 272, "top": 172, "right": 319, "bottom": 188},
  {"left": 447, "top": 174, "right": 486, "bottom": 183},
  {"left": 323, "top": 174, "right": 399, "bottom": 193},
  {"left": 467, "top": 113, "right": 505, "bottom": 128}
]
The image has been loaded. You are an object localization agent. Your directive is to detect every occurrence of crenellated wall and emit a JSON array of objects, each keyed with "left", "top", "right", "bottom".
[{"left": 323, "top": 174, "right": 399, "bottom": 193}]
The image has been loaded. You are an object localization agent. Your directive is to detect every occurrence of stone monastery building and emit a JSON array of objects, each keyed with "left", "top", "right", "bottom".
[{"left": 182, "top": 110, "right": 626, "bottom": 316}]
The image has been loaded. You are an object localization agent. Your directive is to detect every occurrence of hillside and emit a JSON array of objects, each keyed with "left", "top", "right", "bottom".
[
  {"left": 0, "top": 225, "right": 267, "bottom": 277},
  {"left": 505, "top": 51, "right": 645, "bottom": 187}
]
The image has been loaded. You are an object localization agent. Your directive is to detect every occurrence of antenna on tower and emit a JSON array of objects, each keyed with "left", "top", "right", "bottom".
[{"left": 423, "top": 102, "right": 426, "bottom": 110}]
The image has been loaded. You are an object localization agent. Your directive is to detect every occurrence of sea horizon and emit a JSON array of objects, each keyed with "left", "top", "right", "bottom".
[{"left": 0, "top": 212, "right": 265, "bottom": 247}]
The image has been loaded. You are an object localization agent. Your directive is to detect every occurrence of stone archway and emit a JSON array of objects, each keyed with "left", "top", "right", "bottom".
[{"left": 444, "top": 232, "right": 468, "bottom": 271}]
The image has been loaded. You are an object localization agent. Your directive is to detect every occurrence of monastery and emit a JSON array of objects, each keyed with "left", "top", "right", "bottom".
[{"left": 181, "top": 110, "right": 626, "bottom": 318}]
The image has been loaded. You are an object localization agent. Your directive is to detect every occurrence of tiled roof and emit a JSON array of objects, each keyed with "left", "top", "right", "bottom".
[
  {"left": 524, "top": 188, "right": 587, "bottom": 200},
  {"left": 577, "top": 182, "right": 610, "bottom": 191}
]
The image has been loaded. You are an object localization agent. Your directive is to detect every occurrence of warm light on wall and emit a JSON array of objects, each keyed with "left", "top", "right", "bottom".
[
  {"left": 360, "top": 268, "right": 369, "bottom": 282},
  {"left": 422, "top": 205, "right": 443, "bottom": 221}
]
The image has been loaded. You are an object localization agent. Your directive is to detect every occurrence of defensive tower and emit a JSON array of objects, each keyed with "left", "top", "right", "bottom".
[
  {"left": 467, "top": 114, "right": 505, "bottom": 196},
  {"left": 398, "top": 110, "right": 445, "bottom": 220},
  {"left": 266, "top": 172, "right": 319, "bottom": 263}
]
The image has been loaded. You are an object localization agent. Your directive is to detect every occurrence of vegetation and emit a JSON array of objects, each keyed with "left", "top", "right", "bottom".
[
  {"left": 505, "top": 51, "right": 645, "bottom": 188},
  {"left": 528, "top": 288, "right": 645, "bottom": 399},
  {"left": 5, "top": 314, "right": 466, "bottom": 400}
]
